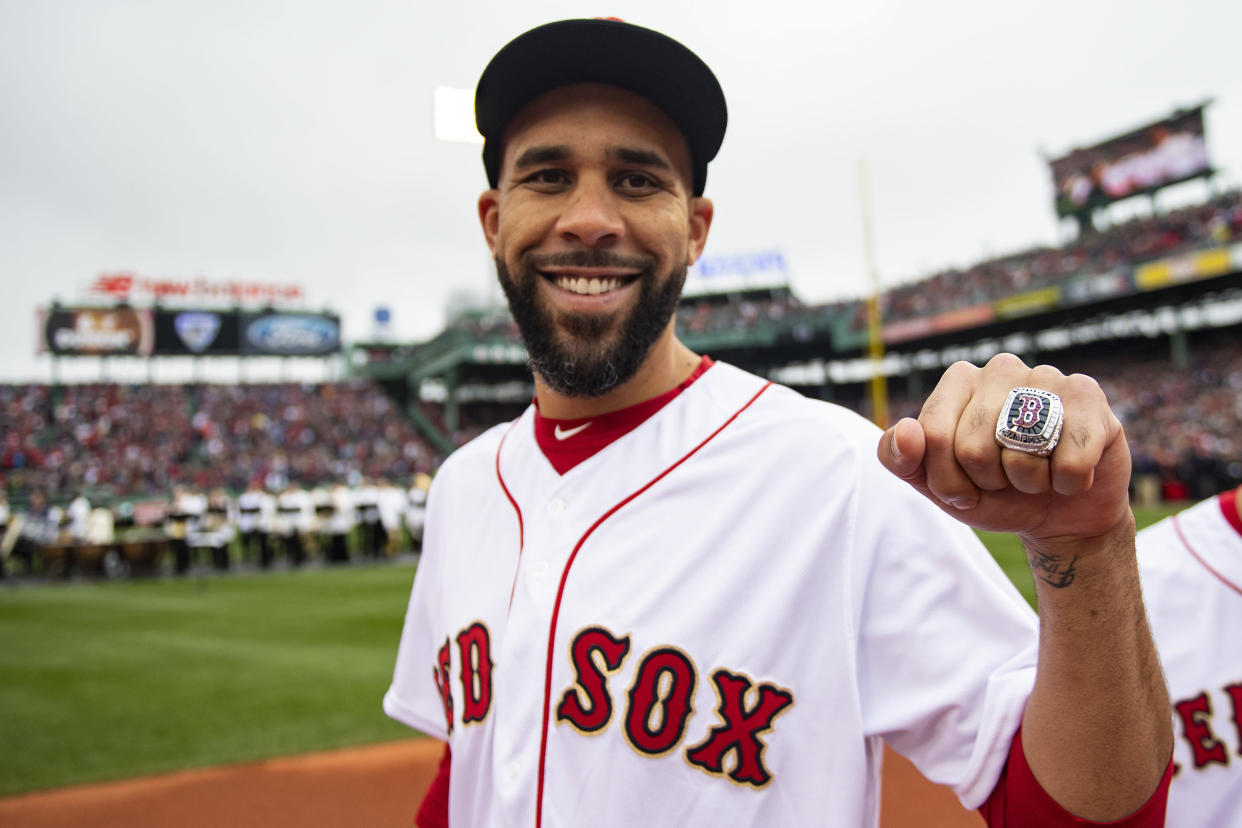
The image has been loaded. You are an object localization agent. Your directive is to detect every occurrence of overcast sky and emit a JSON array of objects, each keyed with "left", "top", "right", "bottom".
[{"left": 2, "top": 0, "right": 1240, "bottom": 382}]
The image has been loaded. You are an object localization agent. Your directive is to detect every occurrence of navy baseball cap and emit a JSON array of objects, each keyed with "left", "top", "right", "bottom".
[{"left": 475, "top": 18, "right": 727, "bottom": 196}]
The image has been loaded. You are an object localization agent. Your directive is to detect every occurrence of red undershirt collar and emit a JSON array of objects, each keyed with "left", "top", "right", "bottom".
[
  {"left": 1220, "top": 487, "right": 1242, "bottom": 536},
  {"left": 534, "top": 356, "right": 715, "bottom": 475}
]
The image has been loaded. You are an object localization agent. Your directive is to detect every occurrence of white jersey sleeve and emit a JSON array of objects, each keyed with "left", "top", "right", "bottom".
[
  {"left": 847, "top": 426, "right": 1037, "bottom": 808},
  {"left": 384, "top": 423, "right": 513, "bottom": 740}
]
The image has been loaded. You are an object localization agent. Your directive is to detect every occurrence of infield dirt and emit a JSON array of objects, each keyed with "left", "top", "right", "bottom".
[{"left": 0, "top": 740, "right": 981, "bottom": 827}]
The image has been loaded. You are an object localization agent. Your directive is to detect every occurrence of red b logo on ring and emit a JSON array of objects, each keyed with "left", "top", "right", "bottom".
[{"left": 1014, "top": 394, "right": 1044, "bottom": 429}]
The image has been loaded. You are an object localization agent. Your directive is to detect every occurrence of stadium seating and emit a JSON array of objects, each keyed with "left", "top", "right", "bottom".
[
  {"left": 3, "top": 191, "right": 1239, "bottom": 580},
  {"left": 0, "top": 380, "right": 440, "bottom": 504}
]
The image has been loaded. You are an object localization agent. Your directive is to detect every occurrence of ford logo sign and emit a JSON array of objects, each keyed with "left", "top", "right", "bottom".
[{"left": 246, "top": 315, "right": 340, "bottom": 355}]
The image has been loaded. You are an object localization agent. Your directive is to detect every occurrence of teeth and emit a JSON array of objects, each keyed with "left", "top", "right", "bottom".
[{"left": 556, "top": 276, "right": 621, "bottom": 295}]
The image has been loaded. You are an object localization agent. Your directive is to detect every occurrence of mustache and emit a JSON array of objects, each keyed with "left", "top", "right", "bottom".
[{"left": 524, "top": 250, "right": 657, "bottom": 271}]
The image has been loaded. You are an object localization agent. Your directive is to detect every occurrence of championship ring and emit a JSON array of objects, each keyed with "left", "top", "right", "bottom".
[{"left": 995, "top": 387, "right": 1064, "bottom": 456}]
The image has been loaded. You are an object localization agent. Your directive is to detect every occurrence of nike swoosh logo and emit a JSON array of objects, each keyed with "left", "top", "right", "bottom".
[{"left": 553, "top": 422, "right": 592, "bottom": 441}]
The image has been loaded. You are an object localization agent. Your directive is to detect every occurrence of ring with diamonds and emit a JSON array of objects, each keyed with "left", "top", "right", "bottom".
[{"left": 995, "top": 387, "right": 1064, "bottom": 456}]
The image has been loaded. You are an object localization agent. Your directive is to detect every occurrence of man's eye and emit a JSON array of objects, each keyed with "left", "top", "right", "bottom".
[
  {"left": 523, "top": 169, "right": 569, "bottom": 187},
  {"left": 617, "top": 173, "right": 659, "bottom": 192}
]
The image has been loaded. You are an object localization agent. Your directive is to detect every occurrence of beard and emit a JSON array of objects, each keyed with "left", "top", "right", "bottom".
[{"left": 496, "top": 250, "right": 686, "bottom": 398}]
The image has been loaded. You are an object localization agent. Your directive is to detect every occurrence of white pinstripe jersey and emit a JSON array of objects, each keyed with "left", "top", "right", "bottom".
[
  {"left": 1137, "top": 491, "right": 1242, "bottom": 827},
  {"left": 385, "top": 361, "right": 1038, "bottom": 827}
]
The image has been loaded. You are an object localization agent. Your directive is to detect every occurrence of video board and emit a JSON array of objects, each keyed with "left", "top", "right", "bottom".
[{"left": 1050, "top": 106, "right": 1211, "bottom": 217}]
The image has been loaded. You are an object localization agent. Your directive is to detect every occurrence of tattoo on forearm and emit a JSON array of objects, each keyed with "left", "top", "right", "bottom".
[{"left": 1027, "top": 548, "right": 1078, "bottom": 588}]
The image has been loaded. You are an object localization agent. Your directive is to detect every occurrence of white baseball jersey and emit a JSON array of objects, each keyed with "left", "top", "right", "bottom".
[
  {"left": 274, "top": 488, "right": 312, "bottom": 536},
  {"left": 385, "top": 361, "right": 1038, "bottom": 827},
  {"left": 1137, "top": 490, "right": 1242, "bottom": 827},
  {"left": 378, "top": 482, "right": 409, "bottom": 533},
  {"left": 236, "top": 489, "right": 273, "bottom": 534}
]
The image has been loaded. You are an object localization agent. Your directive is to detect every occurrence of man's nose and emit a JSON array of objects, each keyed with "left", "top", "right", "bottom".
[{"left": 555, "top": 179, "right": 625, "bottom": 247}]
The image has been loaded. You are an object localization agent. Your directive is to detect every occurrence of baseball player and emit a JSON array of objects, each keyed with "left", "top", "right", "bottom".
[
  {"left": 385, "top": 19, "right": 1173, "bottom": 827},
  {"left": 274, "top": 481, "right": 311, "bottom": 566},
  {"left": 1136, "top": 484, "right": 1242, "bottom": 825},
  {"left": 405, "top": 473, "right": 431, "bottom": 552},
  {"left": 237, "top": 477, "right": 275, "bottom": 567},
  {"left": 320, "top": 483, "right": 357, "bottom": 563},
  {"left": 377, "top": 477, "right": 408, "bottom": 556},
  {"left": 165, "top": 485, "right": 205, "bottom": 574},
  {"left": 188, "top": 488, "right": 235, "bottom": 571},
  {"left": 355, "top": 478, "right": 384, "bottom": 558}
]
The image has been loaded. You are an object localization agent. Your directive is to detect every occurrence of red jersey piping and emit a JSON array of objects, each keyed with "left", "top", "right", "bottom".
[
  {"left": 1218, "top": 487, "right": 1242, "bottom": 536},
  {"left": 1172, "top": 501, "right": 1242, "bottom": 599},
  {"left": 495, "top": 425, "right": 525, "bottom": 613},
  {"left": 533, "top": 380, "right": 774, "bottom": 828}
]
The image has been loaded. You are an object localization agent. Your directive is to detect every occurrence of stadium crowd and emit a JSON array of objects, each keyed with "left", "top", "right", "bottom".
[
  {"left": 675, "top": 291, "right": 811, "bottom": 336},
  {"left": 1091, "top": 332, "right": 1242, "bottom": 503},
  {"left": 5, "top": 325, "right": 1237, "bottom": 580},
  {"left": 4, "top": 188, "right": 1240, "bottom": 578},
  {"left": 429, "top": 189, "right": 1241, "bottom": 341},
  {"left": 874, "top": 189, "right": 1241, "bottom": 325},
  {"left": 1, "top": 380, "right": 440, "bottom": 500},
  {"left": 1, "top": 379, "right": 444, "bottom": 577}
]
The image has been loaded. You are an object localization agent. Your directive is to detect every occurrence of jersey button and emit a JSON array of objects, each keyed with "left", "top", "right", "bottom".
[
  {"left": 546, "top": 498, "right": 566, "bottom": 516},
  {"left": 532, "top": 560, "right": 549, "bottom": 579},
  {"left": 506, "top": 760, "right": 522, "bottom": 779}
]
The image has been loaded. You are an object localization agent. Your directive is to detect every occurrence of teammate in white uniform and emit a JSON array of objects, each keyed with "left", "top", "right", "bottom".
[
  {"left": 1137, "top": 485, "right": 1242, "bottom": 826},
  {"left": 385, "top": 19, "right": 1172, "bottom": 828},
  {"left": 237, "top": 478, "right": 275, "bottom": 567}
]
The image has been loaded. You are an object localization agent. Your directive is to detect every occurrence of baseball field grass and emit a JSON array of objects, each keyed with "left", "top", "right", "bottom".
[
  {"left": 0, "top": 562, "right": 418, "bottom": 796},
  {"left": 0, "top": 505, "right": 1185, "bottom": 797}
]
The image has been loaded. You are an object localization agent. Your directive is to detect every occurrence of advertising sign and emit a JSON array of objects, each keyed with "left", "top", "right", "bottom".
[
  {"left": 241, "top": 312, "right": 341, "bottom": 356},
  {"left": 1061, "top": 269, "right": 1131, "bottom": 305},
  {"left": 993, "top": 287, "right": 1061, "bottom": 319},
  {"left": 39, "top": 307, "right": 153, "bottom": 356},
  {"left": 153, "top": 309, "right": 241, "bottom": 355},
  {"left": 683, "top": 250, "right": 790, "bottom": 297},
  {"left": 1134, "top": 246, "right": 1235, "bottom": 291},
  {"left": 88, "top": 272, "right": 303, "bottom": 305}
]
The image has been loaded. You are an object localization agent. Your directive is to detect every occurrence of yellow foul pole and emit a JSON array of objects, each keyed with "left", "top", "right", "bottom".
[{"left": 859, "top": 160, "right": 888, "bottom": 429}]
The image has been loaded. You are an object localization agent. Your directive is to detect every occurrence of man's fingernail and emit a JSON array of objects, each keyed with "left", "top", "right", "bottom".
[
  {"left": 947, "top": 496, "right": 977, "bottom": 510},
  {"left": 889, "top": 429, "right": 902, "bottom": 461}
]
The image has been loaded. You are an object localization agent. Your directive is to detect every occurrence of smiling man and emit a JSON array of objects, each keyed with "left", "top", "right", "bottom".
[
  {"left": 484, "top": 83, "right": 707, "bottom": 407},
  {"left": 385, "top": 19, "right": 1173, "bottom": 828}
]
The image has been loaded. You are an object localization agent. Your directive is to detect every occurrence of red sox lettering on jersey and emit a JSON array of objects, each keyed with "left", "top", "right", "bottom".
[
  {"left": 385, "top": 362, "right": 1041, "bottom": 827},
  {"left": 1136, "top": 490, "right": 1242, "bottom": 826},
  {"left": 1172, "top": 682, "right": 1242, "bottom": 772},
  {"left": 435, "top": 621, "right": 795, "bottom": 787}
]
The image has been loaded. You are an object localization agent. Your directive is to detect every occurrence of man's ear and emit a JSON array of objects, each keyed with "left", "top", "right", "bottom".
[
  {"left": 478, "top": 190, "right": 500, "bottom": 253},
  {"left": 686, "top": 197, "right": 714, "bottom": 265}
]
